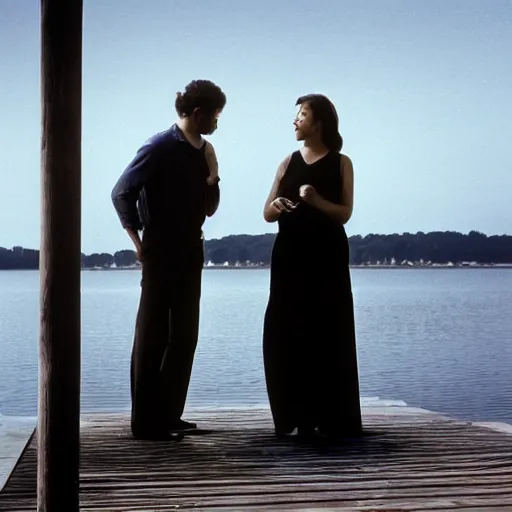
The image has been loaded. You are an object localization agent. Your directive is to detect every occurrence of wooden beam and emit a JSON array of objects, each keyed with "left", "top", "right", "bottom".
[{"left": 38, "top": 1, "right": 83, "bottom": 510}]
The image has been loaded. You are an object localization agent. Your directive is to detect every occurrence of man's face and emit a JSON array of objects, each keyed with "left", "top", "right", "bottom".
[{"left": 196, "top": 109, "right": 222, "bottom": 135}]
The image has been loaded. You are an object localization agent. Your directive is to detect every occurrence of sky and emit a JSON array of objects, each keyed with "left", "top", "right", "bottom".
[{"left": 1, "top": 0, "right": 511, "bottom": 254}]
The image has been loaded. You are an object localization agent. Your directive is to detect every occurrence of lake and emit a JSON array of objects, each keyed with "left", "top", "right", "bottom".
[{"left": 1, "top": 268, "right": 511, "bottom": 424}]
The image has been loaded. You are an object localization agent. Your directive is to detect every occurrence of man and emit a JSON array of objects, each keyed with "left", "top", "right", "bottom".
[{"left": 111, "top": 79, "right": 226, "bottom": 440}]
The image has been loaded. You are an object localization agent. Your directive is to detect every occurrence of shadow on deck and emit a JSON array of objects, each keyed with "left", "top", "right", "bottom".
[{"left": 1, "top": 408, "right": 512, "bottom": 511}]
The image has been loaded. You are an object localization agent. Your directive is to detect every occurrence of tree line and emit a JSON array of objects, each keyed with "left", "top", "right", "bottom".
[{"left": 0, "top": 231, "right": 511, "bottom": 270}]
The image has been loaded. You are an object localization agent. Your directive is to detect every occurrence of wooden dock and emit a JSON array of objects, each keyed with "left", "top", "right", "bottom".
[{"left": 1, "top": 406, "right": 512, "bottom": 511}]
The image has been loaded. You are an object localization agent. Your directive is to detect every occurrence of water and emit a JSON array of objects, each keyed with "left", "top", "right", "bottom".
[{"left": 1, "top": 268, "right": 512, "bottom": 424}]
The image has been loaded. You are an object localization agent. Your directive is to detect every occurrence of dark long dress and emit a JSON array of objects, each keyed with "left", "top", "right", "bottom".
[{"left": 263, "top": 150, "right": 362, "bottom": 437}]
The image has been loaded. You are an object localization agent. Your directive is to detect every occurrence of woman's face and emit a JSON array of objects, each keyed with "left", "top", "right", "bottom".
[{"left": 293, "top": 103, "right": 318, "bottom": 141}]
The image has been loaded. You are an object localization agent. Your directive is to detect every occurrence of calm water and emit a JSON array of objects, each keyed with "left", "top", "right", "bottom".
[{"left": 1, "top": 268, "right": 511, "bottom": 423}]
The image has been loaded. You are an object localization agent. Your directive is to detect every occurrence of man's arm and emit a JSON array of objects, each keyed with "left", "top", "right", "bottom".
[
  {"left": 205, "top": 181, "right": 220, "bottom": 217},
  {"left": 205, "top": 142, "right": 220, "bottom": 217},
  {"left": 111, "top": 142, "right": 157, "bottom": 256},
  {"left": 205, "top": 141, "right": 219, "bottom": 183}
]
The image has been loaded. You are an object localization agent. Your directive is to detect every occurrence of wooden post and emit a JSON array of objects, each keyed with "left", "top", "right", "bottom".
[{"left": 38, "top": 1, "right": 83, "bottom": 511}]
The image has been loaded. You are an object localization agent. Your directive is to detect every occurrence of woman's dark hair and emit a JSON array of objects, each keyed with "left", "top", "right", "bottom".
[
  {"left": 296, "top": 94, "right": 343, "bottom": 152},
  {"left": 175, "top": 79, "right": 226, "bottom": 117}
]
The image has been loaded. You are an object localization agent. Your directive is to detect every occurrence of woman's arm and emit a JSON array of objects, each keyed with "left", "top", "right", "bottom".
[
  {"left": 263, "top": 155, "right": 295, "bottom": 222},
  {"left": 300, "top": 154, "right": 354, "bottom": 224}
]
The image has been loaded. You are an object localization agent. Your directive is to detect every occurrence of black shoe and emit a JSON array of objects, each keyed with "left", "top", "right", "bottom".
[{"left": 168, "top": 418, "right": 197, "bottom": 431}]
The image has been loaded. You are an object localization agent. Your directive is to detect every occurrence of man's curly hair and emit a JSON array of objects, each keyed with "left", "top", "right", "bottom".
[{"left": 175, "top": 80, "right": 226, "bottom": 117}]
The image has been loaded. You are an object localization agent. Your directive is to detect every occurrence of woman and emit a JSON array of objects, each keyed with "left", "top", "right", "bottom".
[{"left": 262, "top": 94, "right": 362, "bottom": 439}]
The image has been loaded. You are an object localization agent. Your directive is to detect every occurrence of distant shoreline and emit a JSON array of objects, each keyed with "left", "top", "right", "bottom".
[
  {"left": 3, "top": 264, "right": 512, "bottom": 272},
  {"left": 4, "top": 232, "right": 512, "bottom": 272},
  {"left": 80, "top": 264, "right": 512, "bottom": 271}
]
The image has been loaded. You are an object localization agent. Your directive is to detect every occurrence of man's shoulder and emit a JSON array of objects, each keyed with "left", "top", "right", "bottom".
[{"left": 142, "top": 125, "right": 181, "bottom": 153}]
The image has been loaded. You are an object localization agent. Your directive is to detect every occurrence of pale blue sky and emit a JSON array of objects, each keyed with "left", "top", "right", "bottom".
[{"left": 1, "top": 0, "right": 511, "bottom": 253}]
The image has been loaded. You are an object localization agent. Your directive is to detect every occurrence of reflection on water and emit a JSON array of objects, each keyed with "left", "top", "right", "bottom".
[{"left": 1, "top": 268, "right": 512, "bottom": 424}]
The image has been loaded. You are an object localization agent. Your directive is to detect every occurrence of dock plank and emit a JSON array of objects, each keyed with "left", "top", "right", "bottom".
[{"left": 1, "top": 409, "right": 512, "bottom": 510}]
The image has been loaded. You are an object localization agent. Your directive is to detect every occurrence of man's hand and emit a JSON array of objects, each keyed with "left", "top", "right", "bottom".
[
  {"left": 126, "top": 228, "right": 144, "bottom": 262},
  {"left": 299, "top": 184, "right": 318, "bottom": 205},
  {"left": 206, "top": 174, "right": 220, "bottom": 186},
  {"left": 134, "top": 243, "right": 143, "bottom": 262},
  {"left": 206, "top": 181, "right": 220, "bottom": 217}
]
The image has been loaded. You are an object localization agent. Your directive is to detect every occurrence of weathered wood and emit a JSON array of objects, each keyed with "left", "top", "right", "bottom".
[
  {"left": 38, "top": 1, "right": 83, "bottom": 510},
  {"left": 1, "top": 409, "right": 512, "bottom": 510}
]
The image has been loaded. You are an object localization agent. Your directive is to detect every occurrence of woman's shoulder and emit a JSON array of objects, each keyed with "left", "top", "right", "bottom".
[
  {"left": 286, "top": 150, "right": 302, "bottom": 163},
  {"left": 329, "top": 152, "right": 353, "bottom": 173},
  {"left": 277, "top": 151, "right": 301, "bottom": 178}
]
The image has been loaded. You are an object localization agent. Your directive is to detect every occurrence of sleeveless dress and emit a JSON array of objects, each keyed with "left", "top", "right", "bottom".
[{"left": 262, "top": 150, "right": 362, "bottom": 437}]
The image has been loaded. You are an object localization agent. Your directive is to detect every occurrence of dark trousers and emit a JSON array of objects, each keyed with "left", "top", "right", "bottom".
[{"left": 130, "top": 245, "right": 203, "bottom": 433}]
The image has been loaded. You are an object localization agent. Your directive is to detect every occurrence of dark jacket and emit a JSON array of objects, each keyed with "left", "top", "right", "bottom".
[{"left": 111, "top": 124, "right": 220, "bottom": 250}]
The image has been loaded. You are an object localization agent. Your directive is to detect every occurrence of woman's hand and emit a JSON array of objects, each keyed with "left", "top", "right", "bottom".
[
  {"left": 299, "top": 184, "right": 318, "bottom": 205},
  {"left": 271, "top": 197, "right": 297, "bottom": 213}
]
